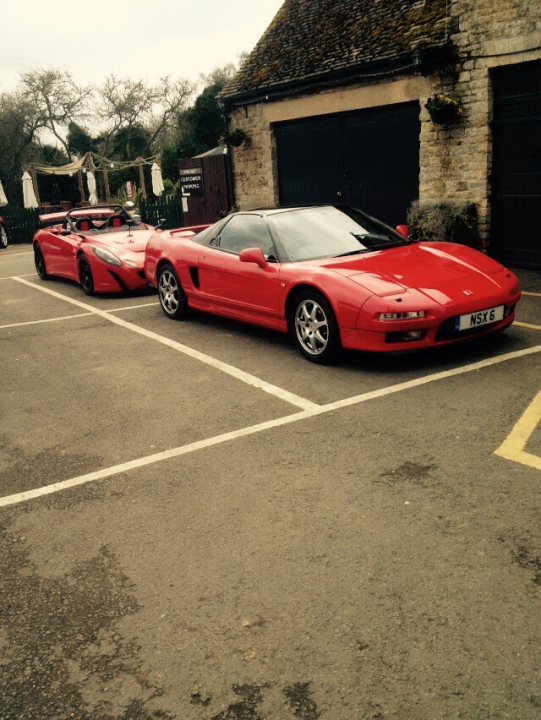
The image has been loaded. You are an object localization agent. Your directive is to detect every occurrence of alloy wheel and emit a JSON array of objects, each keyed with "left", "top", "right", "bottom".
[
  {"left": 295, "top": 298, "right": 330, "bottom": 356},
  {"left": 159, "top": 269, "right": 179, "bottom": 315}
]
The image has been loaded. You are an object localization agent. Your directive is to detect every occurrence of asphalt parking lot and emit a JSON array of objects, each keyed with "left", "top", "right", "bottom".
[{"left": 1, "top": 246, "right": 540, "bottom": 720}]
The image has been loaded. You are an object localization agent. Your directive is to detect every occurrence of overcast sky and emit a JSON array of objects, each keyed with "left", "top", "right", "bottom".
[{"left": 0, "top": 0, "right": 284, "bottom": 91}]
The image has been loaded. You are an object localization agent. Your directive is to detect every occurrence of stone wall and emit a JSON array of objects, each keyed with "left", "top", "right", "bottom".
[
  {"left": 229, "top": 0, "right": 541, "bottom": 244},
  {"left": 420, "top": 0, "right": 541, "bottom": 244}
]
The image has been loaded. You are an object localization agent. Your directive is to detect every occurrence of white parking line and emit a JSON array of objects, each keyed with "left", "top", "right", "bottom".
[
  {"left": 0, "top": 250, "right": 33, "bottom": 258},
  {"left": 107, "top": 301, "right": 159, "bottom": 312},
  {"left": 0, "top": 272, "right": 36, "bottom": 280},
  {"left": 515, "top": 321, "right": 541, "bottom": 332},
  {"left": 0, "top": 313, "right": 92, "bottom": 330},
  {"left": 523, "top": 291, "right": 541, "bottom": 298},
  {"left": 2, "top": 342, "right": 540, "bottom": 508},
  {"left": 14, "top": 277, "right": 319, "bottom": 412}
]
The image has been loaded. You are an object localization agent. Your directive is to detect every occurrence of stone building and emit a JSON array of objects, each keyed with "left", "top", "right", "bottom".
[{"left": 221, "top": 0, "right": 541, "bottom": 268}]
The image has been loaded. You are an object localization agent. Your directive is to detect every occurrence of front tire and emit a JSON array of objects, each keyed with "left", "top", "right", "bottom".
[
  {"left": 78, "top": 255, "right": 95, "bottom": 295},
  {"left": 34, "top": 244, "right": 48, "bottom": 279},
  {"left": 289, "top": 290, "right": 341, "bottom": 363},
  {"left": 157, "top": 263, "right": 188, "bottom": 319},
  {"left": 0, "top": 225, "right": 8, "bottom": 249}
]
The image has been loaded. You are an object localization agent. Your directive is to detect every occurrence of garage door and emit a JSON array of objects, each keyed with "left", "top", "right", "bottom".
[
  {"left": 274, "top": 102, "right": 420, "bottom": 227},
  {"left": 491, "top": 60, "right": 541, "bottom": 268}
]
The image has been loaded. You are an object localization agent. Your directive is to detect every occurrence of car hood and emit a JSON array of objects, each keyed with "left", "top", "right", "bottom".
[
  {"left": 92, "top": 229, "right": 154, "bottom": 261},
  {"left": 315, "top": 243, "right": 511, "bottom": 303}
]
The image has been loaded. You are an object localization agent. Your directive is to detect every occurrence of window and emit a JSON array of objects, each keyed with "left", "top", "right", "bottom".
[{"left": 218, "top": 215, "right": 275, "bottom": 256}]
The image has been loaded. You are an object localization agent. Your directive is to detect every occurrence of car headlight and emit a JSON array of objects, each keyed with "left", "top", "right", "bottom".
[
  {"left": 379, "top": 311, "right": 427, "bottom": 321},
  {"left": 93, "top": 247, "right": 122, "bottom": 266}
]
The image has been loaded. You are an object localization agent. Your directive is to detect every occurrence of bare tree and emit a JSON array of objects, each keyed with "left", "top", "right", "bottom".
[
  {"left": 97, "top": 75, "right": 194, "bottom": 159},
  {"left": 20, "top": 69, "right": 92, "bottom": 160}
]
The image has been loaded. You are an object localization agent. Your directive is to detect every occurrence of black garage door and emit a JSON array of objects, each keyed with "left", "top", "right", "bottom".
[
  {"left": 274, "top": 102, "right": 420, "bottom": 227},
  {"left": 491, "top": 60, "right": 541, "bottom": 268}
]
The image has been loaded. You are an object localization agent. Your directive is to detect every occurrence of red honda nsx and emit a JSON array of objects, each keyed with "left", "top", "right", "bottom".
[
  {"left": 33, "top": 206, "right": 155, "bottom": 295},
  {"left": 144, "top": 205, "right": 521, "bottom": 363}
]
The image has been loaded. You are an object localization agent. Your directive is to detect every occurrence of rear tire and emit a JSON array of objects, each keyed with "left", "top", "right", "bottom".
[
  {"left": 157, "top": 263, "right": 188, "bottom": 319},
  {"left": 288, "top": 289, "right": 342, "bottom": 364},
  {"left": 78, "top": 255, "right": 95, "bottom": 295},
  {"left": 0, "top": 225, "right": 8, "bottom": 249},
  {"left": 34, "top": 244, "right": 48, "bottom": 279}
]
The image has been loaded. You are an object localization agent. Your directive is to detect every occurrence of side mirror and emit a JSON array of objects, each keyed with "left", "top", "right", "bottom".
[
  {"left": 239, "top": 247, "right": 268, "bottom": 269},
  {"left": 156, "top": 217, "right": 167, "bottom": 230},
  {"left": 395, "top": 224, "right": 410, "bottom": 239}
]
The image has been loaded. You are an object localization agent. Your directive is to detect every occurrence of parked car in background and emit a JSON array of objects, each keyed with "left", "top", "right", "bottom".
[
  {"left": 0, "top": 217, "right": 8, "bottom": 248},
  {"left": 144, "top": 205, "right": 521, "bottom": 363},
  {"left": 33, "top": 206, "right": 154, "bottom": 295}
]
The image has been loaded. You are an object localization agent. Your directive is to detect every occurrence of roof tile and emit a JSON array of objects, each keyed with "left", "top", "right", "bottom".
[{"left": 222, "top": 0, "right": 449, "bottom": 100}]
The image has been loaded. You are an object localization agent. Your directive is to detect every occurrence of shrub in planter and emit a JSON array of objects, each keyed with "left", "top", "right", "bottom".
[
  {"left": 407, "top": 201, "right": 480, "bottom": 248},
  {"left": 425, "top": 94, "right": 464, "bottom": 123},
  {"left": 222, "top": 129, "right": 249, "bottom": 147}
]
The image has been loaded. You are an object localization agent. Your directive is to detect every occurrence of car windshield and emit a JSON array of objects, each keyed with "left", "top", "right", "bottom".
[{"left": 269, "top": 206, "right": 410, "bottom": 262}]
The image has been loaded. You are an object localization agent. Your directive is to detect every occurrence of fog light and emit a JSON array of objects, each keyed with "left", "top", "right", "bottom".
[
  {"left": 386, "top": 329, "right": 426, "bottom": 343},
  {"left": 400, "top": 330, "right": 425, "bottom": 340}
]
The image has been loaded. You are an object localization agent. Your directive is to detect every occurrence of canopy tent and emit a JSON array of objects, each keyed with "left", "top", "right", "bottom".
[{"left": 26, "top": 152, "right": 164, "bottom": 206}]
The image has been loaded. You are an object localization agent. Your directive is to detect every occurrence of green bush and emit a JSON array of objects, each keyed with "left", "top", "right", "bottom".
[{"left": 407, "top": 201, "right": 480, "bottom": 248}]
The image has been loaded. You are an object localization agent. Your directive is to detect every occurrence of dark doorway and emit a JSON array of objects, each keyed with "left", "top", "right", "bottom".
[
  {"left": 491, "top": 60, "right": 541, "bottom": 268},
  {"left": 274, "top": 102, "right": 420, "bottom": 226}
]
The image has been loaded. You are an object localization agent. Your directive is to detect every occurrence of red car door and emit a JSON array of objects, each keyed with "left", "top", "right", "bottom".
[
  {"left": 197, "top": 215, "right": 282, "bottom": 326},
  {"left": 41, "top": 227, "right": 80, "bottom": 279}
]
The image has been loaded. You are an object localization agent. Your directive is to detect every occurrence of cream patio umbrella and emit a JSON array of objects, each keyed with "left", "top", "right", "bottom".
[
  {"left": 0, "top": 179, "right": 8, "bottom": 207},
  {"left": 86, "top": 170, "right": 98, "bottom": 204},
  {"left": 22, "top": 171, "right": 38, "bottom": 209},
  {"left": 151, "top": 162, "right": 165, "bottom": 197}
]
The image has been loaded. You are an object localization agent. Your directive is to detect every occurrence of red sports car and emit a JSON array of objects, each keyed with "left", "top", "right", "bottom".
[
  {"left": 33, "top": 206, "right": 155, "bottom": 295},
  {"left": 144, "top": 205, "right": 522, "bottom": 363}
]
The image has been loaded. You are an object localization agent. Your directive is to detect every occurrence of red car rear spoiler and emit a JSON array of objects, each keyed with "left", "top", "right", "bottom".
[{"left": 170, "top": 224, "right": 210, "bottom": 237}]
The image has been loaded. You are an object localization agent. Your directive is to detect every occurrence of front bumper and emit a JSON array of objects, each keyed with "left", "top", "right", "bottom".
[
  {"left": 341, "top": 302, "right": 519, "bottom": 353},
  {"left": 91, "top": 261, "right": 150, "bottom": 293}
]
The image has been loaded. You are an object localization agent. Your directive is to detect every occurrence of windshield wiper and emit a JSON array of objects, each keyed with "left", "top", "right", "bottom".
[
  {"left": 332, "top": 248, "right": 370, "bottom": 258},
  {"left": 351, "top": 232, "right": 390, "bottom": 243},
  {"left": 350, "top": 232, "right": 408, "bottom": 251}
]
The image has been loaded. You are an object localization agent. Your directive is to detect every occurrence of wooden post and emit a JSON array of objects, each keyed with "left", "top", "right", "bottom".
[
  {"left": 102, "top": 162, "right": 111, "bottom": 202},
  {"left": 77, "top": 169, "right": 85, "bottom": 203},
  {"left": 137, "top": 159, "right": 147, "bottom": 199},
  {"left": 30, "top": 167, "right": 41, "bottom": 205}
]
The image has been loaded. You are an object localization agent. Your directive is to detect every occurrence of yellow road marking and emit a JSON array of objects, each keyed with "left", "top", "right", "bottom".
[
  {"left": 515, "top": 321, "right": 541, "bottom": 332},
  {"left": 495, "top": 390, "right": 541, "bottom": 471},
  {"left": 522, "top": 291, "right": 541, "bottom": 298}
]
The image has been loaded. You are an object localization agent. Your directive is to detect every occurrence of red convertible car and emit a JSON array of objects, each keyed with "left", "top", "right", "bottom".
[
  {"left": 33, "top": 206, "right": 154, "bottom": 294},
  {"left": 144, "top": 205, "right": 521, "bottom": 363}
]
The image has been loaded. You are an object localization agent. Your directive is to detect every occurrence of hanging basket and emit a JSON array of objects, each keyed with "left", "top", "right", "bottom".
[
  {"left": 425, "top": 94, "right": 465, "bottom": 124},
  {"left": 222, "top": 129, "right": 249, "bottom": 147}
]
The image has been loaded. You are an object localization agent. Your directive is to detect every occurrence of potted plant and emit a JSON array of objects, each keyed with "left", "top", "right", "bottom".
[
  {"left": 425, "top": 94, "right": 465, "bottom": 124},
  {"left": 222, "top": 128, "right": 249, "bottom": 147}
]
